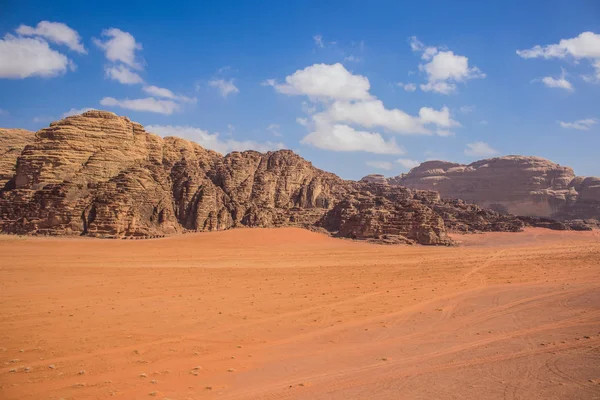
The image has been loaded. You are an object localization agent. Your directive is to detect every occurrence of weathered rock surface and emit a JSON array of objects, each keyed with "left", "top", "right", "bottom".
[
  {"left": 0, "top": 128, "right": 35, "bottom": 188},
  {"left": 0, "top": 111, "right": 576, "bottom": 245},
  {"left": 363, "top": 156, "right": 600, "bottom": 222}
]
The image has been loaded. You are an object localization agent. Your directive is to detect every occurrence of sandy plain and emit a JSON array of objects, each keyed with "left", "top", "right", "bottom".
[{"left": 1, "top": 227, "right": 599, "bottom": 399}]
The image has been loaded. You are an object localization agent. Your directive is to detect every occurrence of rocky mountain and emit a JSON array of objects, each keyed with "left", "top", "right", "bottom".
[
  {"left": 0, "top": 111, "right": 587, "bottom": 245},
  {"left": 0, "top": 128, "right": 35, "bottom": 188},
  {"left": 362, "top": 156, "right": 600, "bottom": 221}
]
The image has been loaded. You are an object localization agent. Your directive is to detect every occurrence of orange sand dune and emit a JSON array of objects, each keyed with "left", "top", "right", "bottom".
[{"left": 1, "top": 228, "right": 599, "bottom": 399}]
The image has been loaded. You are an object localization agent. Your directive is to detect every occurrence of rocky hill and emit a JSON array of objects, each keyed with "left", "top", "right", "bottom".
[
  {"left": 0, "top": 128, "right": 35, "bottom": 188},
  {"left": 362, "top": 156, "right": 600, "bottom": 221},
  {"left": 0, "top": 111, "right": 586, "bottom": 245}
]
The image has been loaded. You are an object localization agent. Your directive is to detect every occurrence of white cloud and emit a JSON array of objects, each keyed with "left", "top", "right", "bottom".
[
  {"left": 62, "top": 107, "right": 94, "bottom": 118},
  {"left": 16, "top": 21, "right": 85, "bottom": 53},
  {"left": 541, "top": 75, "right": 573, "bottom": 91},
  {"left": 268, "top": 62, "right": 462, "bottom": 154},
  {"left": 301, "top": 121, "right": 405, "bottom": 154},
  {"left": 558, "top": 118, "right": 597, "bottom": 131},
  {"left": 105, "top": 64, "right": 143, "bottom": 84},
  {"left": 100, "top": 97, "right": 179, "bottom": 115},
  {"left": 267, "top": 123, "right": 282, "bottom": 137},
  {"left": 146, "top": 125, "right": 285, "bottom": 154},
  {"left": 261, "top": 78, "right": 276, "bottom": 87},
  {"left": 209, "top": 78, "right": 239, "bottom": 97},
  {"left": 313, "top": 34, "right": 324, "bottom": 48},
  {"left": 411, "top": 37, "right": 485, "bottom": 94},
  {"left": 273, "top": 63, "right": 372, "bottom": 101},
  {"left": 0, "top": 34, "right": 73, "bottom": 79},
  {"left": 518, "top": 32, "right": 600, "bottom": 84},
  {"left": 418, "top": 106, "right": 460, "bottom": 128},
  {"left": 142, "top": 85, "right": 175, "bottom": 98},
  {"left": 93, "top": 28, "right": 143, "bottom": 70},
  {"left": 397, "top": 82, "right": 417, "bottom": 92},
  {"left": 365, "top": 161, "right": 393, "bottom": 170},
  {"left": 517, "top": 31, "right": 600, "bottom": 60},
  {"left": 142, "top": 85, "right": 195, "bottom": 102},
  {"left": 464, "top": 141, "right": 498, "bottom": 157},
  {"left": 435, "top": 129, "right": 455, "bottom": 137},
  {"left": 395, "top": 158, "right": 420, "bottom": 169},
  {"left": 535, "top": 68, "right": 573, "bottom": 91},
  {"left": 459, "top": 105, "right": 475, "bottom": 113},
  {"left": 344, "top": 55, "right": 362, "bottom": 63},
  {"left": 296, "top": 117, "right": 308, "bottom": 126}
]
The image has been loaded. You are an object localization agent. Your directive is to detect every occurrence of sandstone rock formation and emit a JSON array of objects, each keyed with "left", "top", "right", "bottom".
[
  {"left": 363, "top": 156, "right": 600, "bottom": 221},
  {"left": 0, "top": 111, "right": 577, "bottom": 245},
  {"left": 0, "top": 128, "right": 35, "bottom": 188}
]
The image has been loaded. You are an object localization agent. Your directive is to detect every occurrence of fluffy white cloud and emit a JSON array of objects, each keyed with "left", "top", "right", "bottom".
[
  {"left": 301, "top": 121, "right": 404, "bottom": 154},
  {"left": 272, "top": 63, "right": 372, "bottom": 101},
  {"left": 105, "top": 64, "right": 143, "bottom": 84},
  {"left": 62, "top": 107, "right": 94, "bottom": 118},
  {"left": 146, "top": 125, "right": 285, "bottom": 154},
  {"left": 16, "top": 21, "right": 85, "bottom": 53},
  {"left": 395, "top": 158, "right": 420, "bottom": 169},
  {"left": 541, "top": 75, "right": 573, "bottom": 91},
  {"left": 0, "top": 34, "right": 73, "bottom": 78},
  {"left": 517, "top": 32, "right": 600, "bottom": 59},
  {"left": 397, "top": 82, "right": 416, "bottom": 92},
  {"left": 365, "top": 161, "right": 393, "bottom": 170},
  {"left": 269, "top": 62, "right": 461, "bottom": 154},
  {"left": 418, "top": 106, "right": 460, "bottom": 129},
  {"left": 558, "top": 118, "right": 598, "bottom": 131},
  {"left": 100, "top": 97, "right": 179, "bottom": 115},
  {"left": 324, "top": 100, "right": 427, "bottom": 134},
  {"left": 209, "top": 78, "right": 239, "bottom": 97},
  {"left": 142, "top": 85, "right": 195, "bottom": 102},
  {"left": 464, "top": 141, "right": 498, "bottom": 157},
  {"left": 142, "top": 85, "right": 174, "bottom": 98},
  {"left": 518, "top": 32, "right": 600, "bottom": 84},
  {"left": 93, "top": 28, "right": 143, "bottom": 70},
  {"left": 411, "top": 37, "right": 485, "bottom": 94}
]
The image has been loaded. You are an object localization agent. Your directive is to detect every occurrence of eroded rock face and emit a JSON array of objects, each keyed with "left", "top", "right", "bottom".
[
  {"left": 364, "top": 156, "right": 600, "bottom": 221},
  {"left": 0, "top": 111, "right": 569, "bottom": 245},
  {"left": 0, "top": 128, "right": 35, "bottom": 188}
]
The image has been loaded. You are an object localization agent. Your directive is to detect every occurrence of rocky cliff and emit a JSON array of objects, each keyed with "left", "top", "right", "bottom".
[
  {"left": 0, "top": 111, "right": 577, "bottom": 245},
  {"left": 0, "top": 128, "right": 35, "bottom": 188},
  {"left": 362, "top": 156, "right": 600, "bottom": 221}
]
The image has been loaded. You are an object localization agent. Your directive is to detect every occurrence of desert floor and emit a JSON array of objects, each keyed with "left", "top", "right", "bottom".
[{"left": 1, "top": 228, "right": 599, "bottom": 400}]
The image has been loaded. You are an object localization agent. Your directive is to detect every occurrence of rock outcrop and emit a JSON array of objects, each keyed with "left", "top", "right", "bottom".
[
  {"left": 0, "top": 111, "right": 582, "bottom": 245},
  {"left": 363, "top": 156, "right": 600, "bottom": 221},
  {"left": 0, "top": 128, "right": 35, "bottom": 188}
]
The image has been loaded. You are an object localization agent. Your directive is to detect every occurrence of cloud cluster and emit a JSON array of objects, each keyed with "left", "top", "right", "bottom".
[
  {"left": 517, "top": 31, "right": 600, "bottom": 83},
  {"left": 209, "top": 78, "right": 239, "bottom": 97},
  {"left": 558, "top": 118, "right": 597, "bottom": 131},
  {"left": 146, "top": 125, "right": 285, "bottom": 154},
  {"left": 410, "top": 37, "right": 485, "bottom": 94},
  {"left": 267, "top": 63, "right": 460, "bottom": 154},
  {"left": 0, "top": 21, "right": 83, "bottom": 79},
  {"left": 93, "top": 29, "right": 195, "bottom": 114}
]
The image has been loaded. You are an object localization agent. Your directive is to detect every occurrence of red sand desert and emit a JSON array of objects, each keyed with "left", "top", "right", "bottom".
[{"left": 1, "top": 228, "right": 600, "bottom": 399}]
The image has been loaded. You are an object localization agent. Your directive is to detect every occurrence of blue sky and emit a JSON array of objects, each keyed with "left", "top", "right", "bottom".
[{"left": 1, "top": 0, "right": 599, "bottom": 179}]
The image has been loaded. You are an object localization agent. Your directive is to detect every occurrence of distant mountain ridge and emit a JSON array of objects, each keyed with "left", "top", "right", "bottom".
[{"left": 362, "top": 156, "right": 600, "bottom": 221}]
